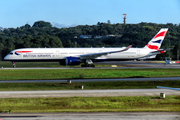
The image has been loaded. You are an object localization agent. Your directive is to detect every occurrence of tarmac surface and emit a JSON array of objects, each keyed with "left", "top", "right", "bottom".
[
  {"left": 0, "top": 89, "right": 179, "bottom": 98},
  {"left": 1, "top": 61, "right": 180, "bottom": 69},
  {"left": 1, "top": 77, "right": 180, "bottom": 83},
  {"left": 1, "top": 112, "right": 180, "bottom": 120}
]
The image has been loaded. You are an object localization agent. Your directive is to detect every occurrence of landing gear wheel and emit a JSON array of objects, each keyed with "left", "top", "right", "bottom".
[
  {"left": 81, "top": 64, "right": 95, "bottom": 67},
  {"left": 90, "top": 64, "right": 95, "bottom": 67},
  {"left": 87, "top": 64, "right": 95, "bottom": 67},
  {"left": 81, "top": 64, "right": 86, "bottom": 67}
]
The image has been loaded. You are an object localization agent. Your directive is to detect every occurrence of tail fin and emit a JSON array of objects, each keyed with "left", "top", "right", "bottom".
[{"left": 144, "top": 28, "right": 168, "bottom": 50}]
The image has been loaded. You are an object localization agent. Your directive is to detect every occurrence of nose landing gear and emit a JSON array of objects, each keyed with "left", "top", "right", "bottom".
[{"left": 12, "top": 61, "right": 16, "bottom": 68}]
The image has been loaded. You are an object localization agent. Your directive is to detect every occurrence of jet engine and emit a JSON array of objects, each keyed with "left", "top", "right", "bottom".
[
  {"left": 59, "top": 57, "right": 81, "bottom": 65},
  {"left": 66, "top": 57, "right": 81, "bottom": 65}
]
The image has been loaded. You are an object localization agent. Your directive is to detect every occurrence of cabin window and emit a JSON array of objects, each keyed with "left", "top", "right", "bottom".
[{"left": 10, "top": 52, "right": 13, "bottom": 55}]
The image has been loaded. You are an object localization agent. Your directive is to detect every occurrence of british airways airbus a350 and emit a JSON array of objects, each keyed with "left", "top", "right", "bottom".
[{"left": 4, "top": 28, "right": 170, "bottom": 67}]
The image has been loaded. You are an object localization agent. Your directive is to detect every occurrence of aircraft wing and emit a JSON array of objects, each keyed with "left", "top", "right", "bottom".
[
  {"left": 157, "top": 86, "right": 180, "bottom": 91},
  {"left": 80, "top": 45, "right": 132, "bottom": 59}
]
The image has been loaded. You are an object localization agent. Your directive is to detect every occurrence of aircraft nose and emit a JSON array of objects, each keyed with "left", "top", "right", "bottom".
[{"left": 4, "top": 55, "right": 10, "bottom": 61}]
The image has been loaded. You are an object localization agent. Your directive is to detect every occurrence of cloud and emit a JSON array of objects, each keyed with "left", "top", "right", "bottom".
[{"left": 53, "top": 22, "right": 77, "bottom": 28}]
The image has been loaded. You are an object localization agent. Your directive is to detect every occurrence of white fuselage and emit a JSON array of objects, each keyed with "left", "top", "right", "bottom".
[{"left": 4, "top": 47, "right": 154, "bottom": 62}]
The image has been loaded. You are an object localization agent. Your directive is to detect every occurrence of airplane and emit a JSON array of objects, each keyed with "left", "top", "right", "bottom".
[{"left": 4, "top": 28, "right": 170, "bottom": 67}]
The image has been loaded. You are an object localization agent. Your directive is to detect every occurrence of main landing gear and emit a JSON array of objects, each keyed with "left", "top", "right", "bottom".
[
  {"left": 81, "top": 64, "right": 95, "bottom": 67},
  {"left": 81, "top": 59, "right": 95, "bottom": 67}
]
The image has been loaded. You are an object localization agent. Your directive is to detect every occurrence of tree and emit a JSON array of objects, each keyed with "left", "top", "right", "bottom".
[
  {"left": 32, "top": 21, "right": 52, "bottom": 28},
  {"left": 49, "top": 36, "right": 63, "bottom": 48},
  {"left": 97, "top": 22, "right": 101, "bottom": 26},
  {"left": 172, "top": 42, "right": 180, "bottom": 60},
  {"left": 63, "top": 39, "right": 74, "bottom": 47},
  {"left": 24, "top": 24, "right": 31, "bottom": 29},
  {"left": 23, "top": 35, "right": 33, "bottom": 48}
]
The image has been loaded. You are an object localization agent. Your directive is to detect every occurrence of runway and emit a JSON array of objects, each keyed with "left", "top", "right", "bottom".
[
  {"left": 0, "top": 74, "right": 180, "bottom": 98},
  {"left": 1, "top": 112, "right": 180, "bottom": 120},
  {"left": 1, "top": 61, "right": 180, "bottom": 69},
  {"left": 1, "top": 77, "right": 180, "bottom": 83},
  {"left": 0, "top": 89, "right": 179, "bottom": 98}
]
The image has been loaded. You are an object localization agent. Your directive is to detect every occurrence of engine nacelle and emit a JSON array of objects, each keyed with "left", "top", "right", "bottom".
[
  {"left": 65, "top": 57, "right": 81, "bottom": 65},
  {"left": 59, "top": 57, "right": 81, "bottom": 65},
  {"left": 66, "top": 57, "right": 81, "bottom": 65}
]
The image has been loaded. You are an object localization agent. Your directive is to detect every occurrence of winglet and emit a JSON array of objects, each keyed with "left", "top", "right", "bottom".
[
  {"left": 120, "top": 45, "right": 132, "bottom": 52},
  {"left": 126, "top": 45, "right": 132, "bottom": 50}
]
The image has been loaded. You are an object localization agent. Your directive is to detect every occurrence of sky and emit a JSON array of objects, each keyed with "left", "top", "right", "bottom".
[{"left": 0, "top": 0, "right": 180, "bottom": 28}]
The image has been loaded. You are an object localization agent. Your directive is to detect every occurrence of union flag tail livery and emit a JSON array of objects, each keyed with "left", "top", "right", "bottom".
[{"left": 144, "top": 28, "right": 168, "bottom": 50}]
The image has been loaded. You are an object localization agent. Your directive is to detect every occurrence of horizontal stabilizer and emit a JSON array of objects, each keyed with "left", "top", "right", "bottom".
[{"left": 150, "top": 48, "right": 172, "bottom": 55}]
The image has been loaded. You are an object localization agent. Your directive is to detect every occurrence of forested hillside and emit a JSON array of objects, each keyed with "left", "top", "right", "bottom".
[{"left": 0, "top": 21, "right": 180, "bottom": 60}]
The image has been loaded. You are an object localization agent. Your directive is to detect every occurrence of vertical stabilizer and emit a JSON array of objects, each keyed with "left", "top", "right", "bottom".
[{"left": 144, "top": 28, "right": 168, "bottom": 50}]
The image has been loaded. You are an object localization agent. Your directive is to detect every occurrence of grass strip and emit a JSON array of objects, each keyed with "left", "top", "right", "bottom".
[
  {"left": 0, "top": 81, "right": 180, "bottom": 91},
  {"left": 0, "top": 69, "right": 180, "bottom": 80},
  {"left": 0, "top": 96, "right": 180, "bottom": 113}
]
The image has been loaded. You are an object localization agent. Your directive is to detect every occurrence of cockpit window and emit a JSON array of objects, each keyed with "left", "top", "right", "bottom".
[{"left": 10, "top": 52, "right": 13, "bottom": 55}]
